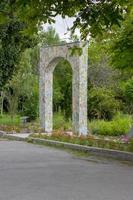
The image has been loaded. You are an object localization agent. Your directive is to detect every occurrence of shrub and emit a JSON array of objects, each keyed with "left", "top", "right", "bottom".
[
  {"left": 89, "top": 113, "right": 132, "bottom": 136},
  {"left": 128, "top": 139, "right": 133, "bottom": 152},
  {"left": 88, "top": 87, "right": 119, "bottom": 120},
  {"left": 21, "top": 84, "right": 39, "bottom": 120},
  {"left": 120, "top": 78, "right": 133, "bottom": 114},
  {"left": 53, "top": 112, "right": 71, "bottom": 130}
]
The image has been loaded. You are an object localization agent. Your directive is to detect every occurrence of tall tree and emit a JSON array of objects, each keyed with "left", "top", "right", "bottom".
[
  {"left": 38, "top": 26, "right": 60, "bottom": 45},
  {"left": 0, "top": 0, "right": 34, "bottom": 90}
]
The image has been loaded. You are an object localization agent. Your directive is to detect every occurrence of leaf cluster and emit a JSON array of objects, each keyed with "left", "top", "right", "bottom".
[
  {"left": 0, "top": 0, "right": 36, "bottom": 90},
  {"left": 0, "top": 0, "right": 131, "bottom": 38},
  {"left": 110, "top": 8, "right": 133, "bottom": 69}
]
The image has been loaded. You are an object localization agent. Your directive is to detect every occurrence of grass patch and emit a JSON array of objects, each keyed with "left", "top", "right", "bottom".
[
  {"left": 89, "top": 113, "right": 132, "bottom": 136},
  {"left": 0, "top": 114, "right": 20, "bottom": 126},
  {"left": 53, "top": 112, "right": 132, "bottom": 136},
  {"left": 0, "top": 112, "right": 132, "bottom": 138},
  {"left": 53, "top": 112, "right": 72, "bottom": 130}
]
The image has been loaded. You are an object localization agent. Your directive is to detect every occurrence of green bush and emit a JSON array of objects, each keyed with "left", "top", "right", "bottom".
[
  {"left": 128, "top": 139, "right": 133, "bottom": 152},
  {"left": 89, "top": 113, "right": 132, "bottom": 136},
  {"left": 21, "top": 84, "right": 39, "bottom": 120},
  {"left": 120, "top": 78, "right": 133, "bottom": 114},
  {"left": 53, "top": 112, "right": 71, "bottom": 130},
  {"left": 0, "top": 114, "right": 20, "bottom": 126},
  {"left": 88, "top": 87, "right": 119, "bottom": 120}
]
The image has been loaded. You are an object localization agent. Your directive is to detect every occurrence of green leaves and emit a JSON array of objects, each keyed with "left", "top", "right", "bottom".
[
  {"left": 88, "top": 87, "right": 120, "bottom": 120},
  {"left": 0, "top": 19, "right": 34, "bottom": 90},
  {"left": 1, "top": 0, "right": 129, "bottom": 39},
  {"left": 119, "top": 78, "right": 133, "bottom": 114},
  {"left": 0, "top": 0, "right": 37, "bottom": 90},
  {"left": 53, "top": 59, "right": 72, "bottom": 119},
  {"left": 69, "top": 46, "right": 82, "bottom": 56},
  {"left": 110, "top": 8, "right": 133, "bottom": 69},
  {"left": 72, "top": 0, "right": 125, "bottom": 38}
]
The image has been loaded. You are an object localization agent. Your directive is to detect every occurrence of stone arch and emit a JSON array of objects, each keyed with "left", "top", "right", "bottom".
[
  {"left": 39, "top": 42, "right": 88, "bottom": 135},
  {"left": 45, "top": 56, "right": 74, "bottom": 73}
]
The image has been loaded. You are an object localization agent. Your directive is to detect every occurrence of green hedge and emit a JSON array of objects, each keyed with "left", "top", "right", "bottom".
[{"left": 89, "top": 113, "right": 132, "bottom": 136}]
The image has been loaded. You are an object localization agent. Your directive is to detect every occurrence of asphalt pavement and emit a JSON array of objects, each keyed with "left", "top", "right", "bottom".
[{"left": 0, "top": 140, "right": 133, "bottom": 200}]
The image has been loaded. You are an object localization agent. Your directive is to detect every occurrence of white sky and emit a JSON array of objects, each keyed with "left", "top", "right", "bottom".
[{"left": 44, "top": 15, "right": 80, "bottom": 41}]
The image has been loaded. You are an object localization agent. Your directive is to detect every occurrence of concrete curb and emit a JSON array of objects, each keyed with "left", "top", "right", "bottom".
[
  {"left": 1, "top": 133, "right": 133, "bottom": 162},
  {"left": 2, "top": 134, "right": 26, "bottom": 142},
  {"left": 29, "top": 137, "right": 133, "bottom": 162},
  {"left": 0, "top": 131, "right": 6, "bottom": 137}
]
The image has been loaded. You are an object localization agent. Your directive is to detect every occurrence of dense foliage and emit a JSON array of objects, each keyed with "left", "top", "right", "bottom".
[
  {"left": 0, "top": 0, "right": 133, "bottom": 137},
  {"left": 0, "top": 20, "right": 33, "bottom": 90},
  {"left": 53, "top": 60, "right": 72, "bottom": 119},
  {"left": 88, "top": 87, "right": 119, "bottom": 120},
  {"left": 110, "top": 8, "right": 133, "bottom": 69},
  {"left": 89, "top": 113, "right": 132, "bottom": 136},
  {"left": 0, "top": 1, "right": 34, "bottom": 90},
  {"left": 0, "top": 0, "right": 131, "bottom": 39}
]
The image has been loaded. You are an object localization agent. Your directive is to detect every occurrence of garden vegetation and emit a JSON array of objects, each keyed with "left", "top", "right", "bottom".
[{"left": 0, "top": 1, "right": 133, "bottom": 140}]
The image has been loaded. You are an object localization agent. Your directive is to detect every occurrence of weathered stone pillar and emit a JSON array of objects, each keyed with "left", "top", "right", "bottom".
[
  {"left": 39, "top": 49, "right": 53, "bottom": 132},
  {"left": 72, "top": 44, "right": 88, "bottom": 135}
]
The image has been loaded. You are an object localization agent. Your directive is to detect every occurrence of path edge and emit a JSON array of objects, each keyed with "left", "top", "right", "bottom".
[{"left": 0, "top": 132, "right": 133, "bottom": 162}]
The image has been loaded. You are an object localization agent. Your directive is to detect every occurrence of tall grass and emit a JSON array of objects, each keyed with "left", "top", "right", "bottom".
[
  {"left": 0, "top": 114, "right": 20, "bottom": 126},
  {"left": 53, "top": 112, "right": 72, "bottom": 130},
  {"left": 0, "top": 112, "right": 132, "bottom": 137},
  {"left": 53, "top": 112, "right": 132, "bottom": 136},
  {"left": 89, "top": 113, "right": 132, "bottom": 136}
]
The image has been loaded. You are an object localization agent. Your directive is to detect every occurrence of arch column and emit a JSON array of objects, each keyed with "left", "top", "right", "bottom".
[
  {"left": 72, "top": 44, "right": 88, "bottom": 135},
  {"left": 41, "top": 71, "right": 53, "bottom": 132},
  {"left": 39, "top": 51, "right": 53, "bottom": 133}
]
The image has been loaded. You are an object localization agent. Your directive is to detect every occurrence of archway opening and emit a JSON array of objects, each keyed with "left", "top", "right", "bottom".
[{"left": 53, "top": 59, "right": 72, "bottom": 131}]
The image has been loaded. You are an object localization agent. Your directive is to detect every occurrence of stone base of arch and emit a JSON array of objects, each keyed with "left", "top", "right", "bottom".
[{"left": 39, "top": 42, "right": 88, "bottom": 135}]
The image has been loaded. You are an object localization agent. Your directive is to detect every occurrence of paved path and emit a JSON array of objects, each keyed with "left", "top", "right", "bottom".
[{"left": 0, "top": 140, "right": 133, "bottom": 200}]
